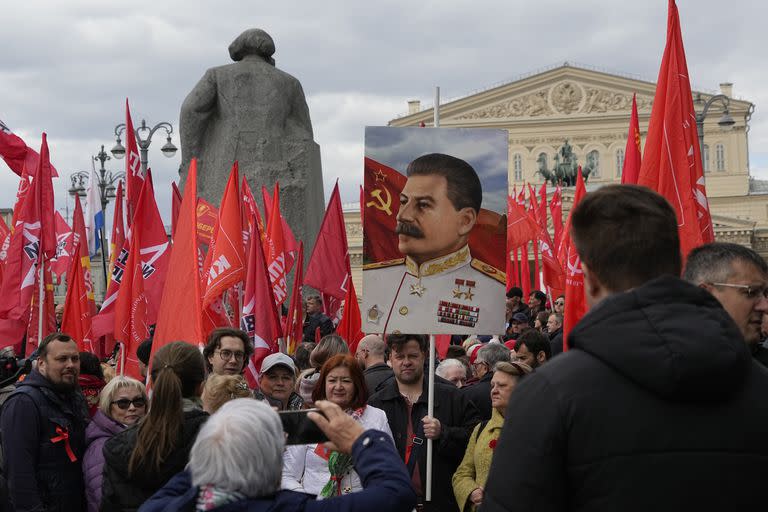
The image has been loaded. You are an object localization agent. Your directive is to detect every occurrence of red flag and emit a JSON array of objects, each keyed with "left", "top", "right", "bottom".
[
  {"left": 71, "top": 196, "right": 96, "bottom": 315},
  {"left": 242, "top": 177, "right": 266, "bottom": 247},
  {"left": 0, "top": 119, "right": 58, "bottom": 177},
  {"left": 124, "top": 100, "right": 143, "bottom": 225},
  {"left": 264, "top": 187, "right": 289, "bottom": 305},
  {"left": 114, "top": 224, "right": 149, "bottom": 380},
  {"left": 638, "top": 0, "right": 713, "bottom": 258},
  {"left": 152, "top": 160, "right": 204, "bottom": 361},
  {"left": 241, "top": 221, "right": 283, "bottom": 388},
  {"left": 202, "top": 163, "right": 246, "bottom": 308},
  {"left": 527, "top": 185, "right": 541, "bottom": 290},
  {"left": 558, "top": 170, "right": 588, "bottom": 352},
  {"left": 549, "top": 186, "right": 564, "bottom": 253},
  {"left": 506, "top": 194, "right": 538, "bottom": 251},
  {"left": 337, "top": 279, "right": 363, "bottom": 352},
  {"left": 171, "top": 181, "right": 182, "bottom": 238},
  {"left": 262, "top": 183, "right": 298, "bottom": 273},
  {"left": 27, "top": 263, "right": 56, "bottom": 353},
  {"left": 0, "top": 133, "right": 55, "bottom": 322},
  {"left": 50, "top": 212, "right": 74, "bottom": 281},
  {"left": 61, "top": 241, "right": 94, "bottom": 352},
  {"left": 0, "top": 215, "right": 9, "bottom": 285},
  {"left": 520, "top": 243, "right": 531, "bottom": 299},
  {"left": 621, "top": 94, "right": 643, "bottom": 185},
  {"left": 362, "top": 158, "right": 408, "bottom": 263},
  {"left": 284, "top": 242, "right": 304, "bottom": 356},
  {"left": 305, "top": 183, "right": 351, "bottom": 301},
  {"left": 93, "top": 174, "right": 170, "bottom": 338},
  {"left": 109, "top": 181, "right": 126, "bottom": 285}
]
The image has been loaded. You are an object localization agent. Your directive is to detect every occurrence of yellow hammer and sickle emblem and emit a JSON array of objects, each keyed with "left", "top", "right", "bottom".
[{"left": 366, "top": 188, "right": 393, "bottom": 216}]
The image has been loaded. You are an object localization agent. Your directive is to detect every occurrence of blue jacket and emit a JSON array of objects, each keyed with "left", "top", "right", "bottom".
[{"left": 138, "top": 429, "right": 416, "bottom": 512}]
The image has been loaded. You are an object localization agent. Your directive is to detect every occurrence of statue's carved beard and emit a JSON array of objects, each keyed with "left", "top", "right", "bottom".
[{"left": 395, "top": 222, "right": 424, "bottom": 239}]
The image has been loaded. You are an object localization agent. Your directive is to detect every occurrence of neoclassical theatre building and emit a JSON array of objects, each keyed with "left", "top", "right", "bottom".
[{"left": 346, "top": 63, "right": 768, "bottom": 287}]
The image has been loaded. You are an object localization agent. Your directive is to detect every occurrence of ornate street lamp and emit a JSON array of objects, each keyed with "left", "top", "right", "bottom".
[
  {"left": 695, "top": 93, "right": 736, "bottom": 163},
  {"left": 68, "top": 145, "right": 126, "bottom": 286},
  {"left": 111, "top": 118, "right": 177, "bottom": 176}
]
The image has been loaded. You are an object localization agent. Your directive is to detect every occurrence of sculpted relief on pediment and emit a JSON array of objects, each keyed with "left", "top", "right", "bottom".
[{"left": 455, "top": 80, "right": 653, "bottom": 120}]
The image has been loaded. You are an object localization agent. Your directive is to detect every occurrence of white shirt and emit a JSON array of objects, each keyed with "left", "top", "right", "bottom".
[{"left": 281, "top": 405, "right": 393, "bottom": 497}]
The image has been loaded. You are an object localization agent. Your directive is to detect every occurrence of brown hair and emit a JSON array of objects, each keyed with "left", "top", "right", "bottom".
[
  {"left": 311, "top": 355, "right": 368, "bottom": 409},
  {"left": 571, "top": 184, "right": 680, "bottom": 292},
  {"left": 203, "top": 374, "right": 251, "bottom": 413},
  {"left": 128, "top": 341, "right": 206, "bottom": 475},
  {"left": 309, "top": 334, "right": 349, "bottom": 369},
  {"left": 202, "top": 327, "right": 254, "bottom": 373}
]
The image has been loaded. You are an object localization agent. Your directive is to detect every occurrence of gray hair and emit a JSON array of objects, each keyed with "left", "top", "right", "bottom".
[
  {"left": 477, "top": 343, "right": 511, "bottom": 368},
  {"left": 189, "top": 398, "right": 284, "bottom": 496},
  {"left": 549, "top": 312, "right": 564, "bottom": 326},
  {"left": 683, "top": 242, "right": 768, "bottom": 284},
  {"left": 98, "top": 376, "right": 147, "bottom": 418},
  {"left": 436, "top": 358, "right": 466, "bottom": 379}
]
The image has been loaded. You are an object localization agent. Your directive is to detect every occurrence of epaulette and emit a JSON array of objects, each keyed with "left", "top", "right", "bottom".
[
  {"left": 470, "top": 259, "right": 506, "bottom": 284},
  {"left": 363, "top": 258, "right": 405, "bottom": 271}
]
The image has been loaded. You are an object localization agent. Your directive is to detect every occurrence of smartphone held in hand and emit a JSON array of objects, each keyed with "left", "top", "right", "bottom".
[{"left": 279, "top": 408, "right": 329, "bottom": 445}]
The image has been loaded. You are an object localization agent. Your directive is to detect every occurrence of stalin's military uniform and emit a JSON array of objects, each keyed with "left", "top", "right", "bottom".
[{"left": 362, "top": 245, "right": 506, "bottom": 335}]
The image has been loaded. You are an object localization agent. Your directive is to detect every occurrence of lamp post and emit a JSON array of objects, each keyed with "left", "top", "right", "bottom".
[
  {"left": 110, "top": 118, "right": 177, "bottom": 176},
  {"left": 68, "top": 145, "right": 126, "bottom": 288},
  {"left": 695, "top": 93, "right": 735, "bottom": 164}
]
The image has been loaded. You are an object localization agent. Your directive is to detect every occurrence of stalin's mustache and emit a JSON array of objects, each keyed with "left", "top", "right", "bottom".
[{"left": 395, "top": 222, "right": 424, "bottom": 239}]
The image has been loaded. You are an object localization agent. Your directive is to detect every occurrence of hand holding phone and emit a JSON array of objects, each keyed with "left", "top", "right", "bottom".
[{"left": 279, "top": 409, "right": 329, "bottom": 445}]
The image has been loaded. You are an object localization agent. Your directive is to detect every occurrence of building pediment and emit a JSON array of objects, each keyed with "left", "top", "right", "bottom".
[
  {"left": 711, "top": 213, "right": 756, "bottom": 232},
  {"left": 390, "top": 63, "right": 753, "bottom": 126}
]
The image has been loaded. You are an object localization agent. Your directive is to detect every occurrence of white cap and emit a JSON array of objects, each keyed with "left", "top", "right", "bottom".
[{"left": 260, "top": 352, "right": 296, "bottom": 375}]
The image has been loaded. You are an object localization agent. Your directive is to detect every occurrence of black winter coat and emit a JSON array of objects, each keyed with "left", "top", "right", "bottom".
[
  {"left": 101, "top": 409, "right": 208, "bottom": 512},
  {"left": 302, "top": 312, "right": 334, "bottom": 343},
  {"left": 0, "top": 370, "right": 89, "bottom": 512},
  {"left": 461, "top": 372, "right": 492, "bottom": 420},
  {"left": 482, "top": 276, "right": 768, "bottom": 512},
  {"left": 363, "top": 363, "right": 394, "bottom": 395},
  {"left": 369, "top": 376, "right": 480, "bottom": 512}
]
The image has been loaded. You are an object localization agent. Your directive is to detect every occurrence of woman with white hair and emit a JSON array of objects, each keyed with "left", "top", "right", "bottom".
[
  {"left": 82, "top": 376, "right": 147, "bottom": 512},
  {"left": 140, "top": 399, "right": 416, "bottom": 512}
]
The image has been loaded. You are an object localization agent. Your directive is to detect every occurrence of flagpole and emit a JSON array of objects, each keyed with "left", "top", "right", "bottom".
[
  {"left": 99, "top": 226, "right": 109, "bottom": 297},
  {"left": 120, "top": 342, "right": 126, "bottom": 376},
  {"left": 38, "top": 263, "right": 44, "bottom": 339},
  {"left": 425, "top": 334, "right": 436, "bottom": 502},
  {"left": 433, "top": 87, "right": 440, "bottom": 127}
]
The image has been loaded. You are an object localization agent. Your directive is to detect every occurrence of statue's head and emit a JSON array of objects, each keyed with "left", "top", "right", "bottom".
[{"left": 229, "top": 29, "right": 276, "bottom": 65}]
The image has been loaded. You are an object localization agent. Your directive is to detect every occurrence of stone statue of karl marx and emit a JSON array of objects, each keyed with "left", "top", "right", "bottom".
[{"left": 179, "top": 28, "right": 324, "bottom": 255}]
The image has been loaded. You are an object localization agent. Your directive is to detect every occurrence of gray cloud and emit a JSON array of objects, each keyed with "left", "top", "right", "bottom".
[{"left": 2, "top": 0, "right": 767, "bottom": 231}]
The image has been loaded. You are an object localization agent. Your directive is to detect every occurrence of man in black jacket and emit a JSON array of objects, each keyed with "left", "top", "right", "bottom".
[
  {"left": 482, "top": 185, "right": 768, "bottom": 512},
  {"left": 369, "top": 334, "right": 480, "bottom": 512},
  {"left": 546, "top": 312, "right": 564, "bottom": 357},
  {"left": 1, "top": 333, "right": 89, "bottom": 512},
  {"left": 302, "top": 295, "right": 334, "bottom": 343},
  {"left": 462, "top": 343, "right": 511, "bottom": 420}
]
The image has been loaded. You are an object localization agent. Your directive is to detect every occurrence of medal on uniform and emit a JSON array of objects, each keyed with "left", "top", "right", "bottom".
[{"left": 410, "top": 282, "right": 426, "bottom": 297}]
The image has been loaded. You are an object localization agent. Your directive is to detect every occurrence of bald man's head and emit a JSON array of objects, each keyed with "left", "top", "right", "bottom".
[{"left": 355, "top": 334, "right": 387, "bottom": 369}]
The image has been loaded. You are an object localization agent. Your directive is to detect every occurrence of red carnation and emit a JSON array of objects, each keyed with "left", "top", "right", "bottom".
[{"left": 489, "top": 438, "right": 498, "bottom": 450}]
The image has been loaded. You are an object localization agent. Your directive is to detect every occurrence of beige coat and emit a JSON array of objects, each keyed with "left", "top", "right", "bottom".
[{"left": 452, "top": 407, "right": 504, "bottom": 511}]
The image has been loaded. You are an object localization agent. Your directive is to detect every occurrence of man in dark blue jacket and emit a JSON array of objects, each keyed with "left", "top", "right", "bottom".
[
  {"left": 1, "top": 333, "right": 89, "bottom": 512},
  {"left": 482, "top": 185, "right": 768, "bottom": 512}
]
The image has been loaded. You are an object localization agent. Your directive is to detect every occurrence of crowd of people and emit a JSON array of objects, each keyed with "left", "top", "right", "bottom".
[{"left": 1, "top": 184, "right": 768, "bottom": 511}]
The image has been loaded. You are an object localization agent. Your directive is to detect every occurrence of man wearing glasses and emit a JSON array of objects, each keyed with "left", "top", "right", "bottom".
[
  {"left": 684, "top": 242, "right": 768, "bottom": 364},
  {"left": 202, "top": 327, "right": 254, "bottom": 377}
]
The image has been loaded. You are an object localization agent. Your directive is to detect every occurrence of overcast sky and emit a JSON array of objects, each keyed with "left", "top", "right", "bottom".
[{"left": 2, "top": 0, "right": 767, "bottom": 230}]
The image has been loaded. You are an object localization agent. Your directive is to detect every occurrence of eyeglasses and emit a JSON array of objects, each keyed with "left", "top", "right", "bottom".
[
  {"left": 709, "top": 282, "right": 768, "bottom": 300},
  {"left": 554, "top": 301, "right": 565, "bottom": 306},
  {"left": 111, "top": 397, "right": 147, "bottom": 410},
  {"left": 216, "top": 349, "right": 246, "bottom": 362}
]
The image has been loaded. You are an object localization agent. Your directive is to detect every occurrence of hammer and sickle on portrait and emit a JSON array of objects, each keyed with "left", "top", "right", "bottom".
[{"left": 366, "top": 188, "right": 393, "bottom": 216}]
